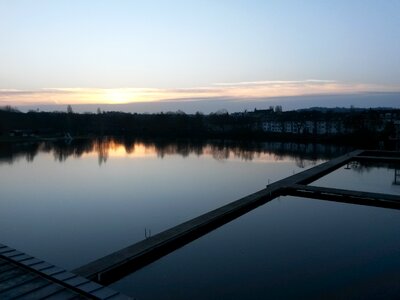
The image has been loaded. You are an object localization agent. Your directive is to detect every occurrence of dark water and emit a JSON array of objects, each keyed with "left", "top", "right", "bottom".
[
  {"left": 1, "top": 139, "right": 399, "bottom": 299},
  {"left": 110, "top": 161, "right": 400, "bottom": 299},
  {"left": 0, "top": 139, "right": 345, "bottom": 270},
  {"left": 111, "top": 195, "right": 400, "bottom": 300}
]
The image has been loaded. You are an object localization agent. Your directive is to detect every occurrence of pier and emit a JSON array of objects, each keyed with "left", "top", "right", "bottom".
[
  {"left": 74, "top": 149, "right": 400, "bottom": 284},
  {"left": 2, "top": 149, "right": 399, "bottom": 292},
  {"left": 284, "top": 184, "right": 400, "bottom": 210},
  {"left": 0, "top": 243, "right": 131, "bottom": 299}
]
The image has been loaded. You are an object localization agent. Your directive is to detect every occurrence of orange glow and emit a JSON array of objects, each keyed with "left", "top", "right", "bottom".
[
  {"left": 104, "top": 90, "right": 132, "bottom": 104},
  {"left": 81, "top": 142, "right": 158, "bottom": 159},
  {"left": 1, "top": 81, "right": 399, "bottom": 106},
  {"left": 79, "top": 141, "right": 305, "bottom": 163}
]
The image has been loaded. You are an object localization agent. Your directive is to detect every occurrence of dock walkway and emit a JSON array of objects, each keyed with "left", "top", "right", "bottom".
[
  {"left": 4, "top": 149, "right": 399, "bottom": 291},
  {"left": 0, "top": 243, "right": 131, "bottom": 299},
  {"left": 76, "top": 149, "right": 400, "bottom": 284},
  {"left": 285, "top": 184, "right": 400, "bottom": 210}
]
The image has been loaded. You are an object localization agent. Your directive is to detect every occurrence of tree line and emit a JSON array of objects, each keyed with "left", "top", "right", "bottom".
[{"left": 0, "top": 106, "right": 398, "bottom": 148}]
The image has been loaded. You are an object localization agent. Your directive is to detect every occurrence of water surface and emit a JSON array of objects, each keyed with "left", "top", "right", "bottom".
[
  {"left": 0, "top": 139, "right": 342, "bottom": 269},
  {"left": 110, "top": 158, "right": 400, "bottom": 299},
  {"left": 111, "top": 194, "right": 400, "bottom": 299}
]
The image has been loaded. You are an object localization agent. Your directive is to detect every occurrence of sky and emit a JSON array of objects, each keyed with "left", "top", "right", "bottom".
[{"left": 0, "top": 0, "right": 399, "bottom": 112}]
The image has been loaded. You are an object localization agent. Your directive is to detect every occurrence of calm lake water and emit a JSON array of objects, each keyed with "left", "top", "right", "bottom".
[
  {"left": 110, "top": 161, "right": 400, "bottom": 300},
  {"left": 1, "top": 139, "right": 399, "bottom": 299}
]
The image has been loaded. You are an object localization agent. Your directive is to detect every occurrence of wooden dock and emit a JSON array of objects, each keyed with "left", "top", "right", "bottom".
[
  {"left": 4, "top": 149, "right": 398, "bottom": 290},
  {"left": 0, "top": 243, "right": 131, "bottom": 299},
  {"left": 354, "top": 150, "right": 400, "bottom": 163},
  {"left": 284, "top": 184, "right": 400, "bottom": 210},
  {"left": 75, "top": 150, "right": 380, "bottom": 284}
]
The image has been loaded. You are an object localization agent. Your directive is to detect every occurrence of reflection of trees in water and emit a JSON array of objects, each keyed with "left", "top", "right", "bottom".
[
  {"left": 50, "top": 139, "right": 96, "bottom": 162},
  {"left": 0, "top": 142, "right": 40, "bottom": 164},
  {"left": 232, "top": 147, "right": 254, "bottom": 161},
  {"left": 349, "top": 161, "right": 400, "bottom": 173},
  {"left": 0, "top": 138, "right": 354, "bottom": 168},
  {"left": 94, "top": 139, "right": 109, "bottom": 165},
  {"left": 123, "top": 139, "right": 135, "bottom": 154},
  {"left": 294, "top": 157, "right": 318, "bottom": 169},
  {"left": 210, "top": 145, "right": 230, "bottom": 161},
  {"left": 268, "top": 142, "right": 351, "bottom": 168},
  {"left": 139, "top": 140, "right": 206, "bottom": 159}
]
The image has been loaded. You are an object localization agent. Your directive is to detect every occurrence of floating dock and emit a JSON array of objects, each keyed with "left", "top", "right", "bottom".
[
  {"left": 0, "top": 243, "right": 131, "bottom": 299},
  {"left": 75, "top": 149, "right": 400, "bottom": 284},
  {"left": 284, "top": 184, "right": 400, "bottom": 210},
  {"left": 3, "top": 149, "right": 399, "bottom": 291}
]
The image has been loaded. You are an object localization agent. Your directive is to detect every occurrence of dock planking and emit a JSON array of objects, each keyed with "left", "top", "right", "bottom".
[
  {"left": 74, "top": 150, "right": 365, "bottom": 284},
  {"left": 284, "top": 184, "right": 400, "bottom": 210},
  {"left": 354, "top": 155, "right": 400, "bottom": 163},
  {"left": 0, "top": 244, "right": 132, "bottom": 299},
  {"left": 3, "top": 149, "right": 399, "bottom": 290},
  {"left": 354, "top": 150, "right": 400, "bottom": 163}
]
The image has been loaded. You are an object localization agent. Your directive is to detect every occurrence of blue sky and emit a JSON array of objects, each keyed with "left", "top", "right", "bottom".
[{"left": 0, "top": 0, "right": 399, "bottom": 109}]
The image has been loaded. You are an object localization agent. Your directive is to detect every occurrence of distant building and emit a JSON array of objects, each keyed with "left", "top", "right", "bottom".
[{"left": 394, "top": 120, "right": 400, "bottom": 139}]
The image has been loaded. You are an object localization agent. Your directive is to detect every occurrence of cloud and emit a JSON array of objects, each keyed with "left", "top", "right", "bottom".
[
  {"left": 1, "top": 80, "right": 399, "bottom": 106},
  {"left": 214, "top": 79, "right": 337, "bottom": 86}
]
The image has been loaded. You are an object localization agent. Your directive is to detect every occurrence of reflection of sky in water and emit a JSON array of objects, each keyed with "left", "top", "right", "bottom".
[
  {"left": 0, "top": 140, "right": 337, "bottom": 269},
  {"left": 1, "top": 140, "right": 399, "bottom": 299},
  {"left": 111, "top": 196, "right": 400, "bottom": 300},
  {"left": 313, "top": 161, "right": 400, "bottom": 196},
  {"left": 0, "top": 139, "right": 344, "bottom": 166}
]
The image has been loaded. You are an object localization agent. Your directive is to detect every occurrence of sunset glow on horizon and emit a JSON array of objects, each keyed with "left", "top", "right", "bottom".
[
  {"left": 1, "top": 80, "right": 399, "bottom": 107},
  {"left": 1, "top": 1, "right": 399, "bottom": 110}
]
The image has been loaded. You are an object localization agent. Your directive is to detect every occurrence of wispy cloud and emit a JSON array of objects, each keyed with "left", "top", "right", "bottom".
[
  {"left": 214, "top": 79, "right": 337, "bottom": 86},
  {"left": 1, "top": 80, "right": 399, "bottom": 106}
]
